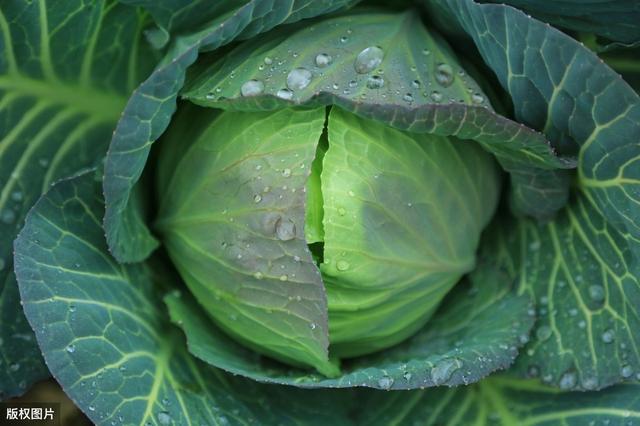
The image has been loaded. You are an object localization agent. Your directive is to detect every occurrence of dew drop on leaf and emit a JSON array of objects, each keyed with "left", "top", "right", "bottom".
[
  {"left": 253, "top": 194, "right": 262, "bottom": 203},
  {"left": 275, "top": 217, "right": 296, "bottom": 241},
  {"left": 276, "top": 88, "right": 294, "bottom": 100},
  {"left": 240, "top": 79, "right": 265, "bottom": 97},
  {"left": 471, "top": 93, "right": 484, "bottom": 104},
  {"left": 435, "top": 63, "right": 454, "bottom": 87},
  {"left": 366, "top": 75, "right": 384, "bottom": 89},
  {"left": 1, "top": 209, "right": 16, "bottom": 224},
  {"left": 254, "top": 272, "right": 264, "bottom": 280},
  {"left": 558, "top": 371, "right": 577, "bottom": 389},
  {"left": 621, "top": 365, "right": 634, "bottom": 378},
  {"left": 157, "top": 412, "right": 172, "bottom": 426},
  {"left": 430, "top": 358, "right": 462, "bottom": 385},
  {"left": 377, "top": 376, "right": 394, "bottom": 390},
  {"left": 581, "top": 376, "right": 599, "bottom": 390},
  {"left": 354, "top": 46, "right": 384, "bottom": 74},
  {"left": 336, "top": 260, "right": 350, "bottom": 271},
  {"left": 588, "top": 285, "right": 605, "bottom": 303},
  {"left": 315, "top": 53, "right": 333, "bottom": 68},
  {"left": 286, "top": 68, "right": 313, "bottom": 90},
  {"left": 66, "top": 344, "right": 76, "bottom": 353},
  {"left": 535, "top": 325, "right": 552, "bottom": 341},
  {"left": 601, "top": 329, "right": 615, "bottom": 343},
  {"left": 430, "top": 91, "right": 443, "bottom": 102}
]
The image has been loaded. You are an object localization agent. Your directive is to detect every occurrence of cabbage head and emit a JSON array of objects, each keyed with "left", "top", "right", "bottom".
[{"left": 156, "top": 106, "right": 500, "bottom": 375}]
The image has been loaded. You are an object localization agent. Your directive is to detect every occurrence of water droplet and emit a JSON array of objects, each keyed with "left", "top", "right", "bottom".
[
  {"left": 11, "top": 191, "right": 23, "bottom": 202},
  {"left": 1, "top": 209, "right": 16, "bottom": 224},
  {"left": 366, "top": 75, "right": 384, "bottom": 89},
  {"left": 377, "top": 376, "right": 394, "bottom": 390},
  {"left": 336, "top": 260, "right": 350, "bottom": 271},
  {"left": 38, "top": 158, "right": 49, "bottom": 168},
  {"left": 581, "top": 376, "right": 599, "bottom": 390},
  {"left": 621, "top": 365, "right": 634, "bottom": 378},
  {"left": 279, "top": 274, "right": 288, "bottom": 282},
  {"left": 435, "top": 63, "right": 454, "bottom": 87},
  {"left": 340, "top": 36, "right": 348, "bottom": 43},
  {"left": 431, "top": 358, "right": 462, "bottom": 385},
  {"left": 403, "top": 371, "right": 412, "bottom": 381},
  {"left": 240, "top": 79, "right": 264, "bottom": 97},
  {"left": 332, "top": 83, "right": 339, "bottom": 90},
  {"left": 253, "top": 194, "right": 262, "bottom": 203},
  {"left": 588, "top": 285, "right": 605, "bottom": 303},
  {"left": 315, "top": 53, "right": 332, "bottom": 68},
  {"left": 9, "top": 363, "right": 20, "bottom": 372},
  {"left": 471, "top": 93, "right": 484, "bottom": 104},
  {"left": 286, "top": 68, "right": 313, "bottom": 90},
  {"left": 337, "top": 207, "right": 346, "bottom": 216},
  {"left": 559, "top": 371, "right": 577, "bottom": 389},
  {"left": 354, "top": 46, "right": 384, "bottom": 74},
  {"left": 282, "top": 168, "right": 291, "bottom": 178},
  {"left": 348, "top": 190, "right": 355, "bottom": 197},
  {"left": 422, "top": 48, "right": 431, "bottom": 55},
  {"left": 403, "top": 93, "right": 414, "bottom": 103},
  {"left": 276, "top": 88, "right": 294, "bottom": 100},
  {"left": 411, "top": 80, "right": 421, "bottom": 89},
  {"left": 535, "top": 325, "right": 552, "bottom": 341},
  {"left": 66, "top": 344, "right": 76, "bottom": 353},
  {"left": 157, "top": 412, "right": 172, "bottom": 425},
  {"left": 254, "top": 272, "right": 264, "bottom": 280},
  {"left": 275, "top": 217, "right": 296, "bottom": 241},
  {"left": 578, "top": 320, "right": 586, "bottom": 329},
  {"left": 293, "top": 255, "right": 301, "bottom": 262},
  {"left": 89, "top": 405, "right": 96, "bottom": 412},
  {"left": 430, "top": 91, "right": 443, "bottom": 102},
  {"left": 601, "top": 329, "right": 615, "bottom": 343},
  {"left": 264, "top": 57, "right": 273, "bottom": 65}
]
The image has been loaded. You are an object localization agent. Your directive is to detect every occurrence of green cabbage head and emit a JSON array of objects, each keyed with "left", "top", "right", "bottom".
[{"left": 155, "top": 106, "right": 500, "bottom": 376}]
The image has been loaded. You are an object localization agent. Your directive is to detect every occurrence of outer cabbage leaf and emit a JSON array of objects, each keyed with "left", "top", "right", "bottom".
[
  {"left": 355, "top": 376, "right": 640, "bottom": 425},
  {"left": 429, "top": 0, "right": 640, "bottom": 390},
  {"left": 103, "top": 0, "right": 360, "bottom": 264},
  {"left": 487, "top": 196, "right": 640, "bottom": 391},
  {"left": 155, "top": 107, "right": 337, "bottom": 376},
  {"left": 432, "top": 0, "right": 640, "bottom": 242},
  {"left": 0, "top": 0, "right": 155, "bottom": 399},
  {"left": 163, "top": 236, "right": 533, "bottom": 390},
  {"left": 119, "top": 0, "right": 360, "bottom": 48},
  {"left": 320, "top": 108, "right": 500, "bottom": 357},
  {"left": 495, "top": 0, "right": 640, "bottom": 47},
  {"left": 183, "top": 10, "right": 574, "bottom": 220},
  {"left": 13, "top": 171, "right": 357, "bottom": 425}
]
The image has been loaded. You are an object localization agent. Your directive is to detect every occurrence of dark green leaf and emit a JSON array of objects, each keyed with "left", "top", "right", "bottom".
[
  {"left": 164, "top": 241, "right": 533, "bottom": 389},
  {"left": 103, "top": 0, "right": 360, "bottom": 264},
  {"left": 489, "top": 194, "right": 640, "bottom": 391},
  {"left": 182, "top": 10, "right": 574, "bottom": 220},
  {"left": 495, "top": 0, "right": 640, "bottom": 46},
  {"left": 432, "top": 0, "right": 640, "bottom": 240},
  {"left": 355, "top": 376, "right": 640, "bottom": 425},
  {"left": 13, "top": 172, "right": 357, "bottom": 425},
  {"left": 0, "top": 0, "right": 155, "bottom": 398},
  {"left": 120, "top": 0, "right": 360, "bottom": 45}
]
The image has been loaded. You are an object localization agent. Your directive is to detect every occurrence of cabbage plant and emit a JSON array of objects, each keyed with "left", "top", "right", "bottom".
[{"left": 2, "top": 0, "right": 640, "bottom": 424}]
